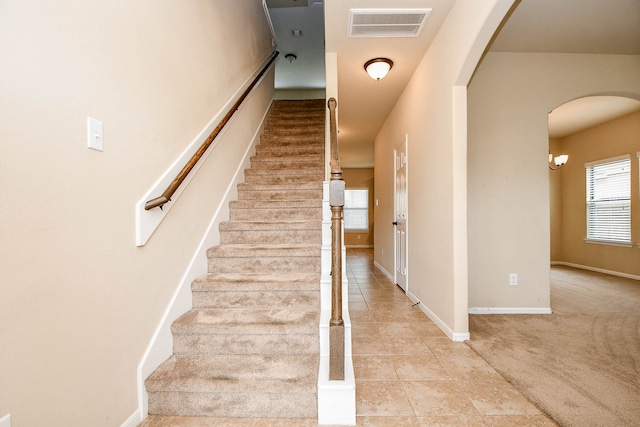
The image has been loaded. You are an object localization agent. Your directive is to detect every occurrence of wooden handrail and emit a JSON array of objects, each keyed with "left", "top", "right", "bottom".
[
  {"left": 328, "top": 97, "right": 345, "bottom": 381},
  {"left": 145, "top": 51, "right": 279, "bottom": 211}
]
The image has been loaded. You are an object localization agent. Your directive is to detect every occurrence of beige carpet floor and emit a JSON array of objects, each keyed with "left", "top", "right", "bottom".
[{"left": 468, "top": 266, "right": 640, "bottom": 427}]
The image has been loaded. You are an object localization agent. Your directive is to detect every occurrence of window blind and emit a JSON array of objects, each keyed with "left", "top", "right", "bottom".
[
  {"left": 344, "top": 189, "right": 368, "bottom": 231},
  {"left": 585, "top": 156, "right": 631, "bottom": 244}
]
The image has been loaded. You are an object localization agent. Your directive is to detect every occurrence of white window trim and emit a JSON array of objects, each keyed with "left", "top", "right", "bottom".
[
  {"left": 584, "top": 154, "right": 632, "bottom": 246},
  {"left": 584, "top": 153, "right": 630, "bottom": 168},
  {"left": 584, "top": 238, "right": 633, "bottom": 248}
]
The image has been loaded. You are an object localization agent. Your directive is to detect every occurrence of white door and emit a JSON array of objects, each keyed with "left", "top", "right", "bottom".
[{"left": 394, "top": 137, "right": 408, "bottom": 291}]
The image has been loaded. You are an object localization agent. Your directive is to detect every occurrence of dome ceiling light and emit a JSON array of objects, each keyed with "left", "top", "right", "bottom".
[{"left": 364, "top": 57, "right": 393, "bottom": 81}]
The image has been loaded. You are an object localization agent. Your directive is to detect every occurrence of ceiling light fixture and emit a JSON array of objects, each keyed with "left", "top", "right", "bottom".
[
  {"left": 364, "top": 58, "right": 393, "bottom": 80},
  {"left": 549, "top": 152, "right": 569, "bottom": 170},
  {"left": 285, "top": 53, "right": 297, "bottom": 63}
]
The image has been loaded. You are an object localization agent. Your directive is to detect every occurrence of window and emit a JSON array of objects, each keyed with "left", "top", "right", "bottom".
[
  {"left": 344, "top": 189, "right": 368, "bottom": 231},
  {"left": 585, "top": 155, "right": 631, "bottom": 244}
]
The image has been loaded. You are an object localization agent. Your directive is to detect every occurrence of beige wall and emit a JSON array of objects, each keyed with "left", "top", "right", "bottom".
[
  {"left": 468, "top": 53, "right": 640, "bottom": 310},
  {"left": 374, "top": 0, "right": 515, "bottom": 337},
  {"left": 553, "top": 110, "right": 640, "bottom": 276},
  {"left": 0, "top": 1, "right": 273, "bottom": 426},
  {"left": 343, "top": 168, "right": 374, "bottom": 247}
]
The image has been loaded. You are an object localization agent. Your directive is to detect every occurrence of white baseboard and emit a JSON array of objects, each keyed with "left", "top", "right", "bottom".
[
  {"left": 373, "top": 261, "right": 394, "bottom": 282},
  {"left": 121, "top": 410, "right": 142, "bottom": 427},
  {"left": 469, "top": 307, "right": 552, "bottom": 315},
  {"left": 0, "top": 414, "right": 11, "bottom": 427},
  {"left": 406, "top": 291, "right": 470, "bottom": 342},
  {"left": 551, "top": 261, "right": 640, "bottom": 281}
]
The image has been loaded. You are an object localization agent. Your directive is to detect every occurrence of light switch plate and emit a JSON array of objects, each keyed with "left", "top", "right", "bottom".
[{"left": 87, "top": 117, "right": 103, "bottom": 151}]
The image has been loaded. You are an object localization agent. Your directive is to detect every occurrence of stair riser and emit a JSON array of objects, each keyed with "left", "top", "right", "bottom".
[
  {"left": 191, "top": 273, "right": 320, "bottom": 292},
  {"left": 237, "top": 183, "right": 322, "bottom": 191},
  {"left": 238, "top": 189, "right": 323, "bottom": 201},
  {"left": 173, "top": 333, "right": 318, "bottom": 355},
  {"left": 260, "top": 135, "right": 324, "bottom": 143},
  {"left": 250, "top": 160, "right": 324, "bottom": 170},
  {"left": 148, "top": 391, "right": 317, "bottom": 418},
  {"left": 255, "top": 146, "right": 324, "bottom": 155},
  {"left": 192, "top": 290, "right": 320, "bottom": 308},
  {"left": 263, "top": 120, "right": 325, "bottom": 135},
  {"left": 268, "top": 108, "right": 324, "bottom": 115},
  {"left": 208, "top": 257, "right": 321, "bottom": 274},
  {"left": 244, "top": 174, "right": 323, "bottom": 184},
  {"left": 244, "top": 168, "right": 323, "bottom": 177},
  {"left": 260, "top": 135, "right": 324, "bottom": 145},
  {"left": 267, "top": 118, "right": 324, "bottom": 127},
  {"left": 230, "top": 208, "right": 322, "bottom": 221},
  {"left": 252, "top": 154, "right": 324, "bottom": 162},
  {"left": 220, "top": 230, "right": 321, "bottom": 245}
]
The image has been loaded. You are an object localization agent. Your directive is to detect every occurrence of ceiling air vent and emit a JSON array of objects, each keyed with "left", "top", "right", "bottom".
[{"left": 349, "top": 8, "right": 431, "bottom": 38}]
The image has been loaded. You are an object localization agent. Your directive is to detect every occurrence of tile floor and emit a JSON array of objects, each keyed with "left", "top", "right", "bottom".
[
  {"left": 344, "top": 248, "right": 557, "bottom": 427},
  {"left": 140, "top": 248, "right": 557, "bottom": 427}
]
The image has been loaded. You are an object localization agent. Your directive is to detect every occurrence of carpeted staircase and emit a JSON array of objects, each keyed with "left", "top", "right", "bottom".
[{"left": 144, "top": 99, "right": 325, "bottom": 421}]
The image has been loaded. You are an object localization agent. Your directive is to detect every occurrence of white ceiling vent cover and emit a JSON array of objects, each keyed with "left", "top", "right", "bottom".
[{"left": 349, "top": 8, "right": 431, "bottom": 38}]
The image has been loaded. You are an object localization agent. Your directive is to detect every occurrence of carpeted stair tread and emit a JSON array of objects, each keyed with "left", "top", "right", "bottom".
[
  {"left": 229, "top": 208, "right": 321, "bottom": 222},
  {"left": 191, "top": 289, "right": 320, "bottom": 309},
  {"left": 219, "top": 220, "right": 321, "bottom": 231},
  {"left": 173, "top": 333, "right": 319, "bottom": 356},
  {"left": 206, "top": 243, "right": 320, "bottom": 258},
  {"left": 148, "top": 392, "right": 316, "bottom": 419},
  {"left": 145, "top": 354, "right": 317, "bottom": 393},
  {"left": 244, "top": 168, "right": 323, "bottom": 178},
  {"left": 255, "top": 145, "right": 324, "bottom": 155},
  {"left": 172, "top": 308, "right": 318, "bottom": 335},
  {"left": 229, "top": 199, "right": 321, "bottom": 208},
  {"left": 243, "top": 175, "right": 323, "bottom": 185},
  {"left": 218, "top": 220, "right": 322, "bottom": 244},
  {"left": 267, "top": 118, "right": 325, "bottom": 127},
  {"left": 258, "top": 135, "right": 324, "bottom": 146},
  {"left": 191, "top": 272, "right": 320, "bottom": 292},
  {"left": 238, "top": 190, "right": 322, "bottom": 201},
  {"left": 251, "top": 153, "right": 324, "bottom": 162},
  {"left": 236, "top": 182, "right": 322, "bottom": 191},
  {"left": 249, "top": 160, "right": 324, "bottom": 171}
]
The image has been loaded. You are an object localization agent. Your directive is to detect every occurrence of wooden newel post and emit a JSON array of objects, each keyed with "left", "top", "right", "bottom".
[
  {"left": 328, "top": 97, "right": 345, "bottom": 379},
  {"left": 330, "top": 186, "right": 344, "bottom": 326}
]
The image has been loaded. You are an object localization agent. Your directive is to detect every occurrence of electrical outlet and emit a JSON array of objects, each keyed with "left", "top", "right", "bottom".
[{"left": 509, "top": 273, "right": 518, "bottom": 286}]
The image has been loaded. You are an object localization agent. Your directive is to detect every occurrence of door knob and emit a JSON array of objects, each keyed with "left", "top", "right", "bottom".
[{"left": 392, "top": 221, "right": 398, "bottom": 226}]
